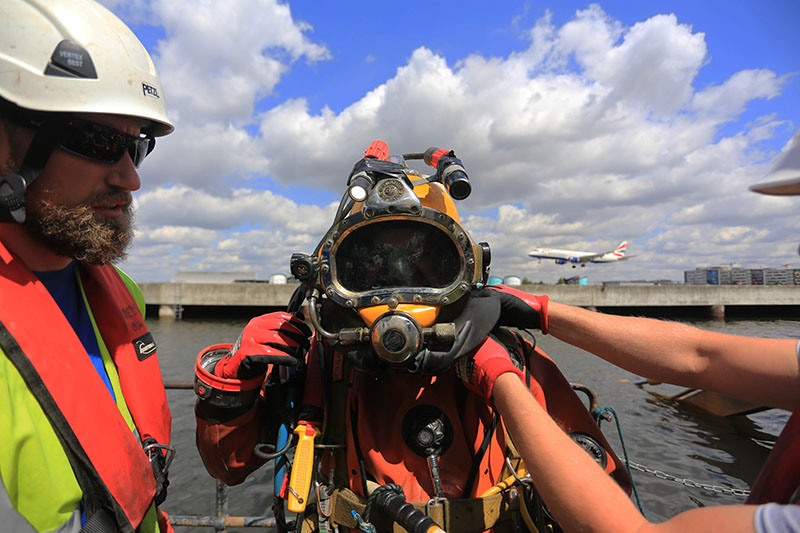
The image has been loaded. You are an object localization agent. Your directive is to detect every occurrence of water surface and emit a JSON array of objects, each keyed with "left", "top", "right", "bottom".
[{"left": 150, "top": 317, "right": 798, "bottom": 531}]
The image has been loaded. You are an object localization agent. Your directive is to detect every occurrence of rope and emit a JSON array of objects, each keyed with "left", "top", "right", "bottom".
[{"left": 593, "top": 406, "right": 646, "bottom": 516}]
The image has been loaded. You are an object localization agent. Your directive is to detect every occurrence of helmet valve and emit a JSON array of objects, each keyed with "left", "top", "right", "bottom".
[
  {"left": 370, "top": 313, "right": 456, "bottom": 365},
  {"left": 371, "top": 313, "right": 423, "bottom": 364}
]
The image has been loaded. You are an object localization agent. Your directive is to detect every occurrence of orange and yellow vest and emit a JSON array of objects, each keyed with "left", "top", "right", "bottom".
[{"left": 0, "top": 241, "right": 171, "bottom": 532}]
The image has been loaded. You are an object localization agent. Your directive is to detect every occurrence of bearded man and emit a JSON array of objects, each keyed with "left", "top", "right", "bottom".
[{"left": 0, "top": 1, "right": 175, "bottom": 531}]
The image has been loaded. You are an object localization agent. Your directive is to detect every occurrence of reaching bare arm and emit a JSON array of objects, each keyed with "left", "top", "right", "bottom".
[
  {"left": 547, "top": 301, "right": 800, "bottom": 411},
  {"left": 493, "top": 373, "right": 760, "bottom": 533}
]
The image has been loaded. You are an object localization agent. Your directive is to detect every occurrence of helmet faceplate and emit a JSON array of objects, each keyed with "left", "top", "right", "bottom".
[{"left": 318, "top": 181, "right": 484, "bottom": 311}]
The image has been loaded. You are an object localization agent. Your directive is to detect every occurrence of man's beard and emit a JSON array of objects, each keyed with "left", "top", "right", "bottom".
[{"left": 24, "top": 192, "right": 135, "bottom": 265}]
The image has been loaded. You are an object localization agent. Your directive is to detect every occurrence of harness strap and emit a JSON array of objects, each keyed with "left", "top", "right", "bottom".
[
  {"left": 80, "top": 508, "right": 117, "bottom": 533},
  {"left": 330, "top": 487, "right": 517, "bottom": 532}
]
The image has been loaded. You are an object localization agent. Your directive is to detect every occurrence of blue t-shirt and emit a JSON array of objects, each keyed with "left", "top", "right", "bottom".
[
  {"left": 35, "top": 262, "right": 116, "bottom": 400},
  {"left": 755, "top": 504, "right": 800, "bottom": 533}
]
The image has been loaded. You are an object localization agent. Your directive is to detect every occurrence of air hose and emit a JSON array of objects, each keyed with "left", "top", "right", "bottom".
[
  {"left": 593, "top": 406, "right": 646, "bottom": 516},
  {"left": 353, "top": 484, "right": 445, "bottom": 533}
]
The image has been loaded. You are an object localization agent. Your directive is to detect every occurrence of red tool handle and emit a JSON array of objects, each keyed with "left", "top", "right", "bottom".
[{"left": 423, "top": 147, "right": 451, "bottom": 169}]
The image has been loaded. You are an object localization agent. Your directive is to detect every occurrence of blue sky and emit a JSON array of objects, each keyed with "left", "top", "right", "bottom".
[{"left": 106, "top": 0, "right": 800, "bottom": 282}]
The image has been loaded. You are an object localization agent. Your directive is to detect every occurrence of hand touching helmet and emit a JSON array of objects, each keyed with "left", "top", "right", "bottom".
[{"left": 478, "top": 285, "right": 550, "bottom": 333}]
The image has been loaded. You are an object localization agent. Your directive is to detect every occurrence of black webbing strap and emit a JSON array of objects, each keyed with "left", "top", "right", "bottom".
[
  {"left": 461, "top": 412, "right": 500, "bottom": 498},
  {"left": 80, "top": 507, "right": 117, "bottom": 533}
]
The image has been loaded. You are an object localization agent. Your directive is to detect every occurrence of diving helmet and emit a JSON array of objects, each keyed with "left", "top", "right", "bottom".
[{"left": 291, "top": 141, "right": 495, "bottom": 375}]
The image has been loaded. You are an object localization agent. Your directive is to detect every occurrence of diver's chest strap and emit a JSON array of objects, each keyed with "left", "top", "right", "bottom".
[{"left": 326, "top": 487, "right": 519, "bottom": 533}]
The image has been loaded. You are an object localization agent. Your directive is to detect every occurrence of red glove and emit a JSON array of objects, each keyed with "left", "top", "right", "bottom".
[
  {"left": 456, "top": 335, "right": 524, "bottom": 400},
  {"left": 213, "top": 312, "right": 311, "bottom": 379},
  {"left": 484, "top": 285, "right": 549, "bottom": 333}
]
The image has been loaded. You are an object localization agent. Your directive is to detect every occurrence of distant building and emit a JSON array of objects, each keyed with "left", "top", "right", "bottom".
[
  {"left": 172, "top": 271, "right": 257, "bottom": 284},
  {"left": 503, "top": 275, "right": 522, "bottom": 286},
  {"left": 564, "top": 275, "right": 588, "bottom": 285},
  {"left": 268, "top": 273, "right": 288, "bottom": 284},
  {"left": 684, "top": 266, "right": 800, "bottom": 286}
]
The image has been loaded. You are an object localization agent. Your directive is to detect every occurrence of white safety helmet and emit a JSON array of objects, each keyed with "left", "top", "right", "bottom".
[{"left": 0, "top": 0, "right": 173, "bottom": 136}]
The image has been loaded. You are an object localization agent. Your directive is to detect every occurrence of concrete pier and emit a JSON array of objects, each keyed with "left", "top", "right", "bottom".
[{"left": 139, "top": 283, "right": 800, "bottom": 318}]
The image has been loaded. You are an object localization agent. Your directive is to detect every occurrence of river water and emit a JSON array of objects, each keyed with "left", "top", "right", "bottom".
[{"left": 150, "top": 316, "right": 798, "bottom": 531}]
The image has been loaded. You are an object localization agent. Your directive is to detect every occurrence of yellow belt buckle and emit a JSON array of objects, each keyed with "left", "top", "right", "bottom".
[{"left": 288, "top": 423, "right": 317, "bottom": 513}]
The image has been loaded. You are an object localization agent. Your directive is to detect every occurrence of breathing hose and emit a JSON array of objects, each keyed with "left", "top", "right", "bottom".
[{"left": 357, "top": 484, "right": 445, "bottom": 533}]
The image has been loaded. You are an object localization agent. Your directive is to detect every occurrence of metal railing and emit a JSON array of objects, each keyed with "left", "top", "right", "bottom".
[{"left": 164, "top": 381, "right": 276, "bottom": 532}]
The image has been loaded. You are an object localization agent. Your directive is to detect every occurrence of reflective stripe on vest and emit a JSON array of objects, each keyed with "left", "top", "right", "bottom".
[
  {"left": 0, "top": 242, "right": 169, "bottom": 531},
  {"left": 747, "top": 404, "right": 800, "bottom": 505}
]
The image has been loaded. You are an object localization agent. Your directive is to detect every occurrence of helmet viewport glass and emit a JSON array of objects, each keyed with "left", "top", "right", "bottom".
[{"left": 334, "top": 220, "right": 462, "bottom": 292}]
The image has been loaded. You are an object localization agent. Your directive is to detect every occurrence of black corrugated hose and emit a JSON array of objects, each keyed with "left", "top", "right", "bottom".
[{"left": 364, "top": 484, "right": 443, "bottom": 533}]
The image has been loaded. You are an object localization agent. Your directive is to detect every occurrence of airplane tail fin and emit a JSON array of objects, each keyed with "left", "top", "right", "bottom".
[{"left": 612, "top": 241, "right": 627, "bottom": 258}]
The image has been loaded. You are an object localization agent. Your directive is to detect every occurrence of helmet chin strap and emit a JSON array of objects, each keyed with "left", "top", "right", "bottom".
[
  {"left": 0, "top": 117, "right": 60, "bottom": 223},
  {"left": 0, "top": 167, "right": 37, "bottom": 223}
]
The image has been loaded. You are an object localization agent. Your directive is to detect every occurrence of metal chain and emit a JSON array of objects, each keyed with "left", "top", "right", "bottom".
[{"left": 628, "top": 462, "right": 750, "bottom": 497}]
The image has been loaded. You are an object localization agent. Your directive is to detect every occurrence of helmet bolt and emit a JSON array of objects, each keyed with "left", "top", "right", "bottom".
[
  {"left": 321, "top": 264, "right": 329, "bottom": 273},
  {"left": 441, "top": 296, "right": 449, "bottom": 305},
  {"left": 326, "top": 288, "right": 335, "bottom": 297},
  {"left": 345, "top": 299, "right": 354, "bottom": 308},
  {"left": 371, "top": 296, "right": 381, "bottom": 305},
  {"left": 388, "top": 297, "right": 399, "bottom": 308},
  {"left": 413, "top": 294, "right": 422, "bottom": 303}
]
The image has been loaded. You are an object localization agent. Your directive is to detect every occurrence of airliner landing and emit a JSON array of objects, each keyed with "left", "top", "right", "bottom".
[{"left": 529, "top": 241, "right": 631, "bottom": 267}]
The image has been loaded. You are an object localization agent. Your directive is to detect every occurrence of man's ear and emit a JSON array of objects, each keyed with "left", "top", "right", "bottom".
[
  {"left": 0, "top": 115, "right": 32, "bottom": 174},
  {"left": 0, "top": 117, "right": 12, "bottom": 170}
]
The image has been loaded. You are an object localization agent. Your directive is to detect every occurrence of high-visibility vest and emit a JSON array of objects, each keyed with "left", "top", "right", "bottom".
[{"left": 0, "top": 240, "right": 170, "bottom": 532}]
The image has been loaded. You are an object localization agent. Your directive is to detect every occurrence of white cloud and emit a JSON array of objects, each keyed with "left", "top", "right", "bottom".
[
  {"left": 134, "top": 185, "right": 337, "bottom": 233},
  {"left": 691, "top": 69, "right": 783, "bottom": 120},
  {"left": 118, "top": 3, "right": 796, "bottom": 283},
  {"left": 152, "top": 0, "right": 329, "bottom": 125}
]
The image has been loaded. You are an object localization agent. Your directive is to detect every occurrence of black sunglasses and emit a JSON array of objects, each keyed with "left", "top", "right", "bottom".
[{"left": 57, "top": 118, "right": 155, "bottom": 168}]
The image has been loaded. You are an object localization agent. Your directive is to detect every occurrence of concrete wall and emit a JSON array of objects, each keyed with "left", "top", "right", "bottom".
[{"left": 139, "top": 283, "right": 800, "bottom": 309}]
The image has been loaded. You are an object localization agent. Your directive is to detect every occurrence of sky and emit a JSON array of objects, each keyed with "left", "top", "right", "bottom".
[{"left": 104, "top": 0, "right": 800, "bottom": 283}]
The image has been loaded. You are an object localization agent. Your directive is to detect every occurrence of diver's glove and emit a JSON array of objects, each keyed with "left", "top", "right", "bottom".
[
  {"left": 480, "top": 285, "right": 549, "bottom": 333},
  {"left": 456, "top": 335, "right": 525, "bottom": 401},
  {"left": 213, "top": 312, "right": 311, "bottom": 379}
]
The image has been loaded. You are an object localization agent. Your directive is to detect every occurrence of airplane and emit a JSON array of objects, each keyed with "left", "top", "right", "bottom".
[{"left": 529, "top": 241, "right": 631, "bottom": 268}]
